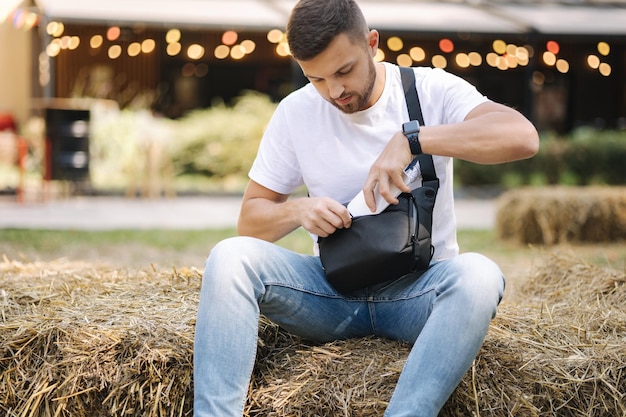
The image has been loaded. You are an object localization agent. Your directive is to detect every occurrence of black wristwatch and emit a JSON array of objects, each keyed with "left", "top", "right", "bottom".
[{"left": 402, "top": 120, "right": 422, "bottom": 155}]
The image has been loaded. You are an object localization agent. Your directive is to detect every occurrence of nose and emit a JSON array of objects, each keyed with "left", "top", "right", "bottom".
[{"left": 328, "top": 78, "right": 345, "bottom": 99}]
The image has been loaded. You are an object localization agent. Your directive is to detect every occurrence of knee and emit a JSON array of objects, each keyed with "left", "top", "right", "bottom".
[
  {"left": 202, "top": 236, "right": 269, "bottom": 294},
  {"left": 205, "top": 236, "right": 267, "bottom": 270},
  {"left": 442, "top": 253, "right": 505, "bottom": 312}
]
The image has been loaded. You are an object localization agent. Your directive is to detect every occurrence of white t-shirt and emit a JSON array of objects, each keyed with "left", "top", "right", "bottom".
[{"left": 249, "top": 63, "right": 489, "bottom": 260}]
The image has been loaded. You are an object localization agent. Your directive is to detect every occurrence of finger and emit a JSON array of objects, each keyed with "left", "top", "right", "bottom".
[
  {"left": 330, "top": 204, "right": 352, "bottom": 228},
  {"left": 363, "top": 182, "right": 378, "bottom": 213}
]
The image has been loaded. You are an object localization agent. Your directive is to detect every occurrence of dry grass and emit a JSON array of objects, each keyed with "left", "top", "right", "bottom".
[{"left": 1, "top": 253, "right": 625, "bottom": 416}]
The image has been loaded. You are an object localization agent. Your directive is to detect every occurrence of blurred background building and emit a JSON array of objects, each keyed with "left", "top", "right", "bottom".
[{"left": 2, "top": 0, "right": 625, "bottom": 133}]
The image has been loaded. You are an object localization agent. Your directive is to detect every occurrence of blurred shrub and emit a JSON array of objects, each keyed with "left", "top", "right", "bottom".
[
  {"left": 455, "top": 128, "right": 626, "bottom": 188},
  {"left": 169, "top": 91, "right": 276, "bottom": 178},
  {"left": 90, "top": 91, "right": 276, "bottom": 190}
]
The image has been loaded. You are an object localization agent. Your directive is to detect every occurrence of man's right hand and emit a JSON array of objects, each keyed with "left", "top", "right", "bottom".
[
  {"left": 299, "top": 197, "right": 352, "bottom": 237},
  {"left": 238, "top": 180, "right": 352, "bottom": 242}
]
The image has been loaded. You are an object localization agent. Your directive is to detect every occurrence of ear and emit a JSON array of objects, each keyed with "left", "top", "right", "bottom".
[{"left": 367, "top": 30, "right": 379, "bottom": 57}]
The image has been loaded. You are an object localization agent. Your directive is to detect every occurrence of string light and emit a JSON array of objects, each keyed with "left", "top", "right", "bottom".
[
  {"left": 230, "top": 45, "right": 246, "bottom": 60},
  {"left": 108, "top": 45, "right": 122, "bottom": 59},
  {"left": 409, "top": 47, "right": 425, "bottom": 62},
  {"left": 187, "top": 44, "right": 205, "bottom": 60},
  {"left": 431, "top": 55, "right": 447, "bottom": 69},
  {"left": 106, "top": 26, "right": 120, "bottom": 42},
  {"left": 241, "top": 39, "right": 256, "bottom": 54},
  {"left": 141, "top": 39, "right": 156, "bottom": 54},
  {"left": 127, "top": 42, "right": 141, "bottom": 57},
  {"left": 214, "top": 45, "right": 230, "bottom": 59},
  {"left": 597, "top": 41, "right": 610, "bottom": 56},
  {"left": 542, "top": 51, "right": 556, "bottom": 66},
  {"left": 439, "top": 38, "right": 454, "bottom": 53},
  {"left": 556, "top": 59, "right": 569, "bottom": 74},
  {"left": 468, "top": 52, "right": 482, "bottom": 66},
  {"left": 546, "top": 40, "right": 560, "bottom": 54},
  {"left": 222, "top": 30, "right": 238, "bottom": 46},
  {"left": 166, "top": 42, "right": 181, "bottom": 56},
  {"left": 599, "top": 63, "right": 611, "bottom": 76},
  {"left": 90, "top": 35, "right": 103, "bottom": 49},
  {"left": 166, "top": 29, "right": 181, "bottom": 44},
  {"left": 587, "top": 55, "right": 600, "bottom": 69},
  {"left": 276, "top": 42, "right": 290, "bottom": 57},
  {"left": 387, "top": 36, "right": 403, "bottom": 52},
  {"left": 35, "top": 24, "right": 615, "bottom": 82},
  {"left": 46, "top": 21, "right": 64, "bottom": 37},
  {"left": 396, "top": 53, "right": 412, "bottom": 67},
  {"left": 455, "top": 53, "right": 470, "bottom": 68}
]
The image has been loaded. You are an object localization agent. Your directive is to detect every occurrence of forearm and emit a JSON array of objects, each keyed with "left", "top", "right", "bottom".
[
  {"left": 420, "top": 104, "right": 539, "bottom": 164},
  {"left": 237, "top": 197, "right": 305, "bottom": 242}
]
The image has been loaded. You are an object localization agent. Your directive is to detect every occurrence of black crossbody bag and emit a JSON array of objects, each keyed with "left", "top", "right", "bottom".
[{"left": 318, "top": 67, "right": 439, "bottom": 293}]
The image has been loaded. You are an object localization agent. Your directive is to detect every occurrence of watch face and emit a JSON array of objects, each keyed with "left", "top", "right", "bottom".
[{"left": 403, "top": 120, "right": 419, "bottom": 133}]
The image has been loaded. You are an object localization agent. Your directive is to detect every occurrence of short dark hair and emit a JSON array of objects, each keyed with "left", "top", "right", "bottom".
[{"left": 286, "top": 0, "right": 369, "bottom": 61}]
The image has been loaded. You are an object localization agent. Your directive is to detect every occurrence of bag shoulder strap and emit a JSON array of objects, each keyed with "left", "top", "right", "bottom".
[{"left": 399, "top": 67, "right": 439, "bottom": 191}]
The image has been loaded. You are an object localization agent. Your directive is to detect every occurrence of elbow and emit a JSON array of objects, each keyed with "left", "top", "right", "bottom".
[{"left": 517, "top": 122, "right": 540, "bottom": 160}]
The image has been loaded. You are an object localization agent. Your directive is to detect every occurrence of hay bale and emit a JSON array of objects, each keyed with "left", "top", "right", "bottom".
[
  {"left": 495, "top": 186, "right": 626, "bottom": 244},
  {"left": 1, "top": 255, "right": 625, "bottom": 416},
  {"left": 0, "top": 259, "right": 198, "bottom": 417}
]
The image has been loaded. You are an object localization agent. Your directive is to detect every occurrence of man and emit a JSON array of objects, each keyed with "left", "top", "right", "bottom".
[{"left": 193, "top": 0, "right": 539, "bottom": 416}]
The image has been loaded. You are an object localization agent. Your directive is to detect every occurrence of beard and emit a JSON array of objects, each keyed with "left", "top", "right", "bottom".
[{"left": 332, "top": 59, "right": 377, "bottom": 114}]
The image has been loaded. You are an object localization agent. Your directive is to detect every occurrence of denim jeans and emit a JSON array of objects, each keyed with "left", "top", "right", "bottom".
[{"left": 194, "top": 236, "right": 504, "bottom": 417}]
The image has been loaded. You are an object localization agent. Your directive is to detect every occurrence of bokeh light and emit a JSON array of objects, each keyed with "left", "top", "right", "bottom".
[
  {"left": 214, "top": 45, "right": 230, "bottom": 59},
  {"left": 492, "top": 40, "right": 506, "bottom": 55},
  {"left": 587, "top": 54, "right": 600, "bottom": 69},
  {"left": 546, "top": 40, "right": 560, "bottom": 55},
  {"left": 387, "top": 36, "right": 403, "bottom": 52},
  {"left": 542, "top": 51, "right": 556, "bottom": 66},
  {"left": 127, "top": 42, "right": 141, "bottom": 57},
  {"left": 90, "top": 35, "right": 103, "bottom": 49},
  {"left": 187, "top": 44, "right": 205, "bottom": 60},
  {"left": 108, "top": 45, "right": 122, "bottom": 59},
  {"left": 166, "top": 29, "right": 181, "bottom": 44},
  {"left": 468, "top": 52, "right": 482, "bottom": 66},
  {"left": 241, "top": 39, "right": 256, "bottom": 54},
  {"left": 166, "top": 42, "right": 181, "bottom": 56},
  {"left": 396, "top": 53, "right": 412, "bottom": 67},
  {"left": 597, "top": 41, "right": 610, "bottom": 56},
  {"left": 556, "top": 59, "right": 569, "bottom": 73},
  {"left": 106, "top": 26, "right": 120, "bottom": 42},
  {"left": 222, "top": 30, "right": 238, "bottom": 46},
  {"left": 409, "top": 47, "right": 425, "bottom": 62},
  {"left": 46, "top": 21, "right": 64, "bottom": 37},
  {"left": 230, "top": 45, "right": 246, "bottom": 60},
  {"left": 276, "top": 42, "right": 290, "bottom": 57},
  {"left": 455, "top": 53, "right": 470, "bottom": 68},
  {"left": 599, "top": 63, "right": 611, "bottom": 76},
  {"left": 431, "top": 55, "right": 447, "bottom": 69},
  {"left": 439, "top": 38, "right": 454, "bottom": 53},
  {"left": 141, "top": 39, "right": 156, "bottom": 54},
  {"left": 267, "top": 29, "right": 283, "bottom": 44}
]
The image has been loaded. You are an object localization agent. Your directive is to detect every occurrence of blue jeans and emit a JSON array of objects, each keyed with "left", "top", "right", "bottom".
[{"left": 194, "top": 236, "right": 504, "bottom": 417}]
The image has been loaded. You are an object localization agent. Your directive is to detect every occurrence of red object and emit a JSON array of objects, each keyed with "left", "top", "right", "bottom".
[
  {"left": 0, "top": 113, "right": 17, "bottom": 132},
  {"left": 16, "top": 137, "right": 28, "bottom": 203}
]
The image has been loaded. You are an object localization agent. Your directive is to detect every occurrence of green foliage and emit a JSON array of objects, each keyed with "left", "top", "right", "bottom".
[
  {"left": 89, "top": 91, "right": 276, "bottom": 191},
  {"left": 169, "top": 91, "right": 276, "bottom": 178},
  {"left": 455, "top": 128, "right": 626, "bottom": 187}
]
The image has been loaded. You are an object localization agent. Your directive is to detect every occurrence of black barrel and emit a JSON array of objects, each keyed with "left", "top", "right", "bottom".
[{"left": 45, "top": 108, "right": 90, "bottom": 181}]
